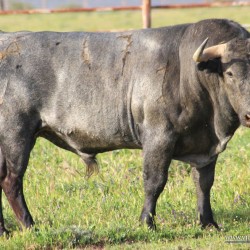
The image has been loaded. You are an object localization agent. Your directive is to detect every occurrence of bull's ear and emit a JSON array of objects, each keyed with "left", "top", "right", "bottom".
[
  {"left": 193, "top": 38, "right": 227, "bottom": 62},
  {"left": 197, "top": 58, "right": 222, "bottom": 75}
]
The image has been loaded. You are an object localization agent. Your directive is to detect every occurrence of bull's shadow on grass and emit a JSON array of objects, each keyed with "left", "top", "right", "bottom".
[
  {"left": 1, "top": 218, "right": 247, "bottom": 249},
  {"left": 44, "top": 226, "right": 212, "bottom": 248},
  {"left": 49, "top": 226, "right": 94, "bottom": 247}
]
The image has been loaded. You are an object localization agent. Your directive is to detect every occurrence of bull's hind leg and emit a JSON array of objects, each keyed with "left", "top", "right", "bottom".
[
  {"left": 2, "top": 170, "right": 34, "bottom": 229},
  {"left": 0, "top": 148, "right": 9, "bottom": 235},
  {"left": 140, "top": 133, "right": 174, "bottom": 230},
  {"left": 0, "top": 130, "right": 36, "bottom": 230},
  {"left": 191, "top": 159, "right": 219, "bottom": 229},
  {"left": 0, "top": 188, "right": 8, "bottom": 235}
]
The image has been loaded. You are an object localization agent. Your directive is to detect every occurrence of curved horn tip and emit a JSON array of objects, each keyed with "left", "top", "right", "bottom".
[
  {"left": 201, "top": 37, "right": 209, "bottom": 47},
  {"left": 192, "top": 37, "right": 209, "bottom": 62}
]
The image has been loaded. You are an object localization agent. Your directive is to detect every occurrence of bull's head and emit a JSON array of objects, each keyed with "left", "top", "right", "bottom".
[{"left": 193, "top": 37, "right": 250, "bottom": 127}]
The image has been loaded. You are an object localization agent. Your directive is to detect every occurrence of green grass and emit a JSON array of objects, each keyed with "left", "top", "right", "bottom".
[
  {"left": 0, "top": 6, "right": 249, "bottom": 250},
  {"left": 0, "top": 7, "right": 249, "bottom": 32},
  {"left": 1, "top": 129, "right": 249, "bottom": 249}
]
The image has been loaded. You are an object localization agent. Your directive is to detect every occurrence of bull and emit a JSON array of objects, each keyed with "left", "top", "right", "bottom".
[{"left": 0, "top": 19, "right": 249, "bottom": 234}]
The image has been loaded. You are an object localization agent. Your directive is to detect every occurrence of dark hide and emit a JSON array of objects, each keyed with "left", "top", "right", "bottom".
[{"left": 0, "top": 19, "right": 249, "bottom": 233}]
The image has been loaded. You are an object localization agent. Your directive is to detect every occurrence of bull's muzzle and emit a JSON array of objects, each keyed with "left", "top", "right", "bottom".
[{"left": 245, "top": 113, "right": 250, "bottom": 127}]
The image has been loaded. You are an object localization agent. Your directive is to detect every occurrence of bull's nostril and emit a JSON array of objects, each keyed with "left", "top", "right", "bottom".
[{"left": 245, "top": 114, "right": 250, "bottom": 121}]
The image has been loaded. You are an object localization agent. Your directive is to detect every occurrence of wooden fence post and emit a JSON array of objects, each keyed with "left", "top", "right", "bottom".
[{"left": 142, "top": 0, "right": 151, "bottom": 29}]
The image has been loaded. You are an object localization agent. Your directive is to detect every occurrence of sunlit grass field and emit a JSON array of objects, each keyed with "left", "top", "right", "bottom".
[
  {"left": 0, "top": 6, "right": 249, "bottom": 250},
  {"left": 0, "top": 6, "right": 249, "bottom": 31}
]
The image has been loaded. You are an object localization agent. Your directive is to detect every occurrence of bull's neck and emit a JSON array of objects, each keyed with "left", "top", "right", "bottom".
[
  {"left": 198, "top": 73, "right": 240, "bottom": 138},
  {"left": 178, "top": 72, "right": 239, "bottom": 140}
]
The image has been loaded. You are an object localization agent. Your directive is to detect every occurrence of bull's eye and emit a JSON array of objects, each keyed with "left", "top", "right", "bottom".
[{"left": 226, "top": 71, "right": 233, "bottom": 77}]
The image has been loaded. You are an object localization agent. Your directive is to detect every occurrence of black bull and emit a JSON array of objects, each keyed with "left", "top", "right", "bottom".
[{"left": 0, "top": 19, "right": 249, "bottom": 234}]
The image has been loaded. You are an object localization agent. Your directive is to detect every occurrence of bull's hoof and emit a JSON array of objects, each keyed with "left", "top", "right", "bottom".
[
  {"left": 201, "top": 221, "right": 220, "bottom": 231},
  {"left": 0, "top": 228, "right": 10, "bottom": 237},
  {"left": 140, "top": 213, "right": 156, "bottom": 230}
]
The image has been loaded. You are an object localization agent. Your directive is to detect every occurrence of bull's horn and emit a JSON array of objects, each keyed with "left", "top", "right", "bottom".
[
  {"left": 193, "top": 38, "right": 226, "bottom": 62},
  {"left": 193, "top": 37, "right": 209, "bottom": 62}
]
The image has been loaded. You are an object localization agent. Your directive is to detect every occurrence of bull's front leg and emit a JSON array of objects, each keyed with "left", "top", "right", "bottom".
[
  {"left": 191, "top": 159, "right": 219, "bottom": 229},
  {"left": 140, "top": 133, "right": 174, "bottom": 230}
]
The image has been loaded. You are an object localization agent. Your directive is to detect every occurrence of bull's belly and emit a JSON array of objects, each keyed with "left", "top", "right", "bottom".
[{"left": 38, "top": 125, "right": 140, "bottom": 155}]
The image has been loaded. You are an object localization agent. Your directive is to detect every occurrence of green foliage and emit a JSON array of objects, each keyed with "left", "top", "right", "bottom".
[{"left": 0, "top": 6, "right": 249, "bottom": 249}]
